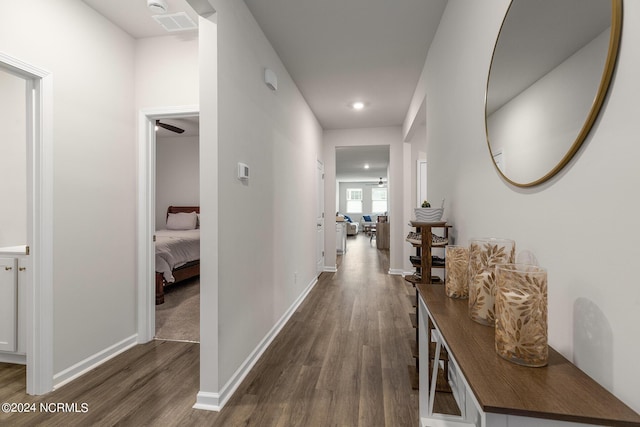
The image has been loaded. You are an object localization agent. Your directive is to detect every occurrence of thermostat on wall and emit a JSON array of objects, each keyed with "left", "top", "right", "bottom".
[{"left": 238, "top": 162, "right": 249, "bottom": 180}]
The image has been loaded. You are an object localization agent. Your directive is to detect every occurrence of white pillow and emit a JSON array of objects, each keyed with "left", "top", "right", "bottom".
[{"left": 166, "top": 211, "right": 197, "bottom": 230}]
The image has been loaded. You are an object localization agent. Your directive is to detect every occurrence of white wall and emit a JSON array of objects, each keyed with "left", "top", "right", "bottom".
[
  {"left": 0, "top": 69, "right": 26, "bottom": 247},
  {"left": 324, "top": 127, "right": 405, "bottom": 273},
  {"left": 409, "top": 124, "right": 427, "bottom": 209},
  {"left": 403, "top": 124, "right": 427, "bottom": 273},
  {"left": 155, "top": 136, "right": 200, "bottom": 229},
  {"left": 199, "top": 0, "right": 323, "bottom": 395},
  {"left": 415, "top": 0, "right": 640, "bottom": 412},
  {"left": 197, "top": 11, "right": 219, "bottom": 397},
  {"left": 135, "top": 35, "right": 199, "bottom": 109},
  {"left": 0, "top": 0, "right": 137, "bottom": 374}
]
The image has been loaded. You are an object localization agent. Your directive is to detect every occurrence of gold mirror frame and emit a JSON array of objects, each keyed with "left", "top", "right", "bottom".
[{"left": 485, "top": 0, "right": 622, "bottom": 188}]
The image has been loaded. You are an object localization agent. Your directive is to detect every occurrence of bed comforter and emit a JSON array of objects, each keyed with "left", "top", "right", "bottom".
[{"left": 155, "top": 229, "right": 200, "bottom": 283}]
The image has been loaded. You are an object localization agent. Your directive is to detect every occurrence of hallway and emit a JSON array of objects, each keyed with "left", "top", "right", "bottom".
[{"left": 0, "top": 233, "right": 419, "bottom": 426}]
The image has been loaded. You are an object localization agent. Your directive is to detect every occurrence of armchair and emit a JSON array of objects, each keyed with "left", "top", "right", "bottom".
[{"left": 361, "top": 214, "right": 375, "bottom": 234}]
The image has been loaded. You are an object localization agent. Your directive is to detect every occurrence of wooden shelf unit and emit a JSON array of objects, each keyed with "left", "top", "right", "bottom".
[
  {"left": 405, "top": 221, "right": 448, "bottom": 285},
  {"left": 404, "top": 221, "right": 451, "bottom": 391}
]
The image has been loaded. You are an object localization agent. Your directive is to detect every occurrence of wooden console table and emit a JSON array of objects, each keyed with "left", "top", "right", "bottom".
[{"left": 417, "top": 284, "right": 640, "bottom": 427}]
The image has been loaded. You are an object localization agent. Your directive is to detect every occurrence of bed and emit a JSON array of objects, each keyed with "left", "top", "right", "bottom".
[{"left": 155, "top": 206, "right": 200, "bottom": 304}]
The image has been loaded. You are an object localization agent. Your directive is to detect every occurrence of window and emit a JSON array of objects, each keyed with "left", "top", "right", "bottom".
[
  {"left": 371, "top": 187, "right": 387, "bottom": 213},
  {"left": 346, "top": 188, "right": 363, "bottom": 213}
]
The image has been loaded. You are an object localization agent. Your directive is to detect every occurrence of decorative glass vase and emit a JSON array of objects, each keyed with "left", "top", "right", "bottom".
[
  {"left": 445, "top": 245, "right": 469, "bottom": 299},
  {"left": 468, "top": 238, "right": 515, "bottom": 326},
  {"left": 495, "top": 264, "right": 548, "bottom": 367}
]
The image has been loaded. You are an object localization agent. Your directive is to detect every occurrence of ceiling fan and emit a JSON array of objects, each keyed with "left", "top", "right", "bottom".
[
  {"left": 366, "top": 177, "right": 387, "bottom": 186},
  {"left": 155, "top": 120, "right": 185, "bottom": 134}
]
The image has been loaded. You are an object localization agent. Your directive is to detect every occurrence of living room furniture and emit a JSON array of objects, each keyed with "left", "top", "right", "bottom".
[
  {"left": 346, "top": 221, "right": 359, "bottom": 236},
  {"left": 361, "top": 214, "right": 375, "bottom": 233},
  {"left": 416, "top": 283, "right": 640, "bottom": 427}
]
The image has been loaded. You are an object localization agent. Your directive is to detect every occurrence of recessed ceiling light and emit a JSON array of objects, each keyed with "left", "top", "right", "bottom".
[
  {"left": 364, "top": 164, "right": 370, "bottom": 169},
  {"left": 351, "top": 101, "right": 365, "bottom": 110}
]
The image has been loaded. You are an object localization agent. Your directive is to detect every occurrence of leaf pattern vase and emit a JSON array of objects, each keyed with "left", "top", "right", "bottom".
[
  {"left": 445, "top": 245, "right": 469, "bottom": 299},
  {"left": 468, "top": 238, "right": 515, "bottom": 326},
  {"left": 495, "top": 264, "right": 548, "bottom": 367}
]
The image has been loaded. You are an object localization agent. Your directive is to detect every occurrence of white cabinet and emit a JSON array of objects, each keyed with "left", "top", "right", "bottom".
[
  {"left": 0, "top": 246, "right": 28, "bottom": 359},
  {"left": 336, "top": 222, "right": 346, "bottom": 254},
  {"left": 0, "top": 257, "right": 18, "bottom": 352}
]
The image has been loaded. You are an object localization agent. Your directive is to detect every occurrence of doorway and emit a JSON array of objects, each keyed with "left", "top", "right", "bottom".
[
  {"left": 137, "top": 106, "right": 199, "bottom": 343},
  {"left": 154, "top": 116, "right": 200, "bottom": 343},
  {"left": 0, "top": 69, "right": 27, "bottom": 248},
  {"left": 335, "top": 145, "right": 390, "bottom": 256},
  {"left": 0, "top": 64, "right": 28, "bottom": 361},
  {"left": 0, "top": 52, "right": 54, "bottom": 395}
]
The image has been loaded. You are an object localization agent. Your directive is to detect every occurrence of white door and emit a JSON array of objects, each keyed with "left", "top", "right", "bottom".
[
  {"left": 316, "top": 160, "right": 325, "bottom": 274},
  {"left": 0, "top": 257, "right": 18, "bottom": 352}
]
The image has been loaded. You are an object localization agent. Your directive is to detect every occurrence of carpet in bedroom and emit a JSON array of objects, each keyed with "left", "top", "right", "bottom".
[{"left": 155, "top": 276, "right": 200, "bottom": 342}]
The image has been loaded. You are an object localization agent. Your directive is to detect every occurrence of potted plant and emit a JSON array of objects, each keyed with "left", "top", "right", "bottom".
[{"left": 415, "top": 199, "right": 444, "bottom": 222}]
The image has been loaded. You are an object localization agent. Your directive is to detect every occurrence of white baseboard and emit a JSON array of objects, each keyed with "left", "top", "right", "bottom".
[
  {"left": 324, "top": 266, "right": 337, "bottom": 272},
  {"left": 0, "top": 352, "right": 26, "bottom": 365},
  {"left": 53, "top": 334, "right": 138, "bottom": 390},
  {"left": 193, "top": 391, "right": 221, "bottom": 411},
  {"left": 194, "top": 275, "right": 319, "bottom": 412},
  {"left": 388, "top": 269, "right": 404, "bottom": 275}
]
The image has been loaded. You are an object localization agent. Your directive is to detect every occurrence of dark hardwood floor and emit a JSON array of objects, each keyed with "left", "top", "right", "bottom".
[{"left": 0, "top": 233, "right": 420, "bottom": 426}]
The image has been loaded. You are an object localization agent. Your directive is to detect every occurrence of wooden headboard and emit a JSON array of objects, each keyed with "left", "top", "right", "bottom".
[{"left": 166, "top": 206, "right": 200, "bottom": 219}]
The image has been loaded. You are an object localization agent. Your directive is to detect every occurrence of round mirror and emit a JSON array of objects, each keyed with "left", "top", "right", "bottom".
[{"left": 485, "top": 0, "right": 622, "bottom": 187}]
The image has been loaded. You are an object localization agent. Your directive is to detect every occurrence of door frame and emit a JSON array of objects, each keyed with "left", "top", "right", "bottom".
[
  {"left": 316, "top": 159, "right": 325, "bottom": 275},
  {"left": 0, "top": 52, "right": 54, "bottom": 395},
  {"left": 137, "top": 105, "right": 199, "bottom": 342}
]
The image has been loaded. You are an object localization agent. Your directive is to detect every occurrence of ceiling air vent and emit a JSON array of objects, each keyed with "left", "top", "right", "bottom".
[{"left": 152, "top": 12, "right": 198, "bottom": 32}]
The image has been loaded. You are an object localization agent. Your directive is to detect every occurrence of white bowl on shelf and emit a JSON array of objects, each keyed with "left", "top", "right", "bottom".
[{"left": 414, "top": 208, "right": 444, "bottom": 222}]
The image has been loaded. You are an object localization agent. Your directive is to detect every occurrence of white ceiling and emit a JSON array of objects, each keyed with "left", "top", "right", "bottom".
[
  {"left": 82, "top": 0, "right": 447, "bottom": 131},
  {"left": 82, "top": 1, "right": 614, "bottom": 179},
  {"left": 336, "top": 145, "right": 389, "bottom": 182},
  {"left": 243, "top": 0, "right": 447, "bottom": 130},
  {"left": 83, "top": 0, "right": 200, "bottom": 39}
]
